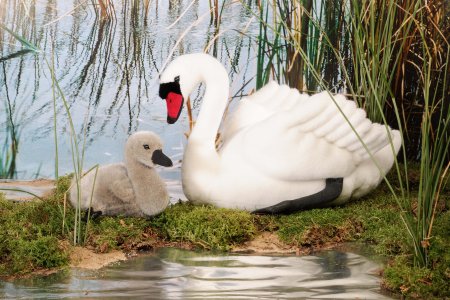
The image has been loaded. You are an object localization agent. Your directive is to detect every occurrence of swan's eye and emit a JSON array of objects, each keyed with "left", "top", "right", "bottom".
[
  {"left": 143, "top": 144, "right": 150, "bottom": 150},
  {"left": 174, "top": 75, "right": 180, "bottom": 83}
]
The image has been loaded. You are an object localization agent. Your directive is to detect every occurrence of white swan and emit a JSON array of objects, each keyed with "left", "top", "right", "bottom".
[
  {"left": 69, "top": 131, "right": 173, "bottom": 217},
  {"left": 158, "top": 53, "right": 402, "bottom": 214}
]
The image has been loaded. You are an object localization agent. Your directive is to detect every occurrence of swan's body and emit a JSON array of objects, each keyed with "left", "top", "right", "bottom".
[
  {"left": 159, "top": 53, "right": 402, "bottom": 213},
  {"left": 69, "top": 131, "right": 173, "bottom": 217}
]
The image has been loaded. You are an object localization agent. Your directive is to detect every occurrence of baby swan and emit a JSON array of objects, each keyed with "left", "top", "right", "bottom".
[{"left": 69, "top": 131, "right": 173, "bottom": 218}]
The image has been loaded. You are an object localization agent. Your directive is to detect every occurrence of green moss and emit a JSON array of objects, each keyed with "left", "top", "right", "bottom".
[
  {"left": 270, "top": 190, "right": 409, "bottom": 257},
  {"left": 150, "top": 202, "right": 256, "bottom": 250},
  {"left": 7, "top": 236, "right": 69, "bottom": 274},
  {"left": 0, "top": 189, "right": 71, "bottom": 275},
  {"left": 347, "top": 195, "right": 410, "bottom": 257},
  {"left": 86, "top": 216, "right": 154, "bottom": 252},
  {"left": 381, "top": 210, "right": 450, "bottom": 298},
  {"left": 276, "top": 206, "right": 361, "bottom": 246},
  {"left": 52, "top": 175, "right": 73, "bottom": 201},
  {"left": 383, "top": 257, "right": 449, "bottom": 298}
]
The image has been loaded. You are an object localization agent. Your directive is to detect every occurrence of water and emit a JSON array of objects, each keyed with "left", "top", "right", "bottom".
[
  {"left": 0, "top": 0, "right": 258, "bottom": 190},
  {"left": 1, "top": 248, "right": 392, "bottom": 299}
]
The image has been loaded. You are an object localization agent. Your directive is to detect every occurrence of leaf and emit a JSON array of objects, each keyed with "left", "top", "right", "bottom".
[
  {"left": 0, "top": 23, "right": 39, "bottom": 52},
  {"left": 0, "top": 49, "right": 34, "bottom": 62}
]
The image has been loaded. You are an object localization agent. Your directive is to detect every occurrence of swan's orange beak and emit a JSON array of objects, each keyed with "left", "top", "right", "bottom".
[{"left": 165, "top": 92, "right": 184, "bottom": 124}]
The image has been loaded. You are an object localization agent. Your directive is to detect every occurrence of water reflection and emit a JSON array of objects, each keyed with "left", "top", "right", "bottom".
[
  {"left": 1, "top": 248, "right": 391, "bottom": 299},
  {"left": 0, "top": 0, "right": 258, "bottom": 182}
]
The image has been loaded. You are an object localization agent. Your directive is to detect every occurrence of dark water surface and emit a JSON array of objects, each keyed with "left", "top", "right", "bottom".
[{"left": 1, "top": 248, "right": 392, "bottom": 299}]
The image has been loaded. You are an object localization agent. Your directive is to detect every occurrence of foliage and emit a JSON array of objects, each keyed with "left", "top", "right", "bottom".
[
  {"left": 383, "top": 220, "right": 450, "bottom": 300},
  {"left": 85, "top": 217, "right": 154, "bottom": 253},
  {"left": 0, "top": 76, "right": 20, "bottom": 179},
  {"left": 0, "top": 194, "right": 70, "bottom": 275},
  {"left": 0, "top": 128, "right": 18, "bottom": 179},
  {"left": 273, "top": 189, "right": 409, "bottom": 257}
]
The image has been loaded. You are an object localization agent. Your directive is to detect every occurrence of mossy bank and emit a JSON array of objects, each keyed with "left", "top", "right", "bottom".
[{"left": 0, "top": 175, "right": 448, "bottom": 299}]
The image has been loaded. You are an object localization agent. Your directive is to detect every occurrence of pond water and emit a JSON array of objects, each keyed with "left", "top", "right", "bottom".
[
  {"left": 0, "top": 0, "right": 257, "bottom": 198},
  {"left": 1, "top": 248, "right": 393, "bottom": 299}
]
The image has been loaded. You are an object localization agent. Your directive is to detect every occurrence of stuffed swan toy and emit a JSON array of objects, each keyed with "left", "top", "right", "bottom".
[
  {"left": 159, "top": 53, "right": 402, "bottom": 214},
  {"left": 69, "top": 131, "right": 173, "bottom": 218}
]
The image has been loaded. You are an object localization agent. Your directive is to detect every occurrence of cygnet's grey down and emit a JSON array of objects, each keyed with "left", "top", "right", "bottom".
[{"left": 69, "top": 131, "right": 173, "bottom": 218}]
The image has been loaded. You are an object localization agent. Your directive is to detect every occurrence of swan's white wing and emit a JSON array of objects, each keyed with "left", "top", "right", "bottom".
[{"left": 230, "top": 88, "right": 396, "bottom": 181}]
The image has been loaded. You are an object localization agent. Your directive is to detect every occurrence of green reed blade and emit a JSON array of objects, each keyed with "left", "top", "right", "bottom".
[{"left": 0, "top": 23, "right": 39, "bottom": 52}]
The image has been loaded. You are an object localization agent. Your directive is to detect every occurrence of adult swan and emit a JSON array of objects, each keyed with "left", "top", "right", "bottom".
[{"left": 159, "top": 53, "right": 402, "bottom": 214}]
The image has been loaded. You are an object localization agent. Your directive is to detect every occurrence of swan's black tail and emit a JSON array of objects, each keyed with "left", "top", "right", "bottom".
[{"left": 252, "top": 178, "right": 343, "bottom": 215}]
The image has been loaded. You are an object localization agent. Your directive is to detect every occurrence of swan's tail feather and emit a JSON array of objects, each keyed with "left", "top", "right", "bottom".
[
  {"left": 314, "top": 99, "right": 356, "bottom": 138},
  {"left": 249, "top": 81, "right": 280, "bottom": 105},
  {"left": 334, "top": 109, "right": 368, "bottom": 148},
  {"left": 374, "top": 129, "right": 402, "bottom": 175},
  {"left": 285, "top": 91, "right": 401, "bottom": 165},
  {"left": 346, "top": 119, "right": 373, "bottom": 151},
  {"left": 298, "top": 104, "right": 339, "bottom": 132},
  {"left": 265, "top": 85, "right": 291, "bottom": 110},
  {"left": 355, "top": 125, "right": 394, "bottom": 160},
  {"left": 283, "top": 89, "right": 303, "bottom": 111},
  {"left": 320, "top": 97, "right": 359, "bottom": 143}
]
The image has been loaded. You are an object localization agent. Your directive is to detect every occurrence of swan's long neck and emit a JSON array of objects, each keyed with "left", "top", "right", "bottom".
[
  {"left": 126, "top": 158, "right": 168, "bottom": 215},
  {"left": 188, "top": 57, "right": 230, "bottom": 147},
  {"left": 179, "top": 56, "right": 230, "bottom": 201}
]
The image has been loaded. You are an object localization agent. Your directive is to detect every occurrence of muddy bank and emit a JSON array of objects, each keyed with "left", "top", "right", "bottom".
[
  {"left": 72, "top": 232, "right": 298, "bottom": 270},
  {"left": 0, "top": 179, "right": 55, "bottom": 201},
  {"left": 70, "top": 247, "right": 127, "bottom": 270}
]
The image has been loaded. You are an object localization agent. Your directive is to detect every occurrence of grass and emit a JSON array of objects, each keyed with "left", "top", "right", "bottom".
[{"left": 0, "top": 170, "right": 448, "bottom": 298}]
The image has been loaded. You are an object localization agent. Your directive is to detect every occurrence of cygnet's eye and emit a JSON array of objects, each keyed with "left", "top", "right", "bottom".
[{"left": 143, "top": 144, "right": 150, "bottom": 150}]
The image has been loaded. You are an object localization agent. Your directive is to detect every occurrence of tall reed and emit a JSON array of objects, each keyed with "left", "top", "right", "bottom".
[
  {"left": 0, "top": 126, "right": 18, "bottom": 179},
  {"left": 95, "top": 0, "right": 116, "bottom": 20},
  {"left": 0, "top": 22, "right": 90, "bottom": 245},
  {"left": 0, "top": 23, "right": 34, "bottom": 179},
  {"left": 46, "top": 52, "right": 89, "bottom": 245},
  {"left": 248, "top": 0, "right": 449, "bottom": 268},
  {"left": 0, "top": 81, "right": 19, "bottom": 179},
  {"left": 411, "top": 5, "right": 449, "bottom": 266}
]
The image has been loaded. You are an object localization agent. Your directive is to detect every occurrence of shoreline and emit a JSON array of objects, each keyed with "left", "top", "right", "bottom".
[
  {"left": 0, "top": 179, "right": 55, "bottom": 202},
  {"left": 0, "top": 177, "right": 448, "bottom": 298}
]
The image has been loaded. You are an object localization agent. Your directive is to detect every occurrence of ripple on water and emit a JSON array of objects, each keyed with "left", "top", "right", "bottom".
[{"left": 1, "top": 248, "right": 392, "bottom": 299}]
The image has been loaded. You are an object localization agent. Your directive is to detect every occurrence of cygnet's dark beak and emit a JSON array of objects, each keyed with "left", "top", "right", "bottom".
[{"left": 151, "top": 149, "right": 173, "bottom": 167}]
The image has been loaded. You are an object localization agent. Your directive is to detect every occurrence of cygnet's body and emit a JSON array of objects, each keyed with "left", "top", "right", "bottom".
[{"left": 69, "top": 131, "right": 173, "bottom": 217}]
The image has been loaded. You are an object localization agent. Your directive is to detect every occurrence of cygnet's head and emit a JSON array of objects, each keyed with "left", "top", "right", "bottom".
[{"left": 125, "top": 131, "right": 173, "bottom": 168}]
